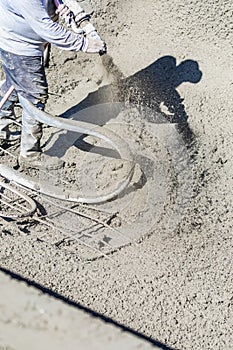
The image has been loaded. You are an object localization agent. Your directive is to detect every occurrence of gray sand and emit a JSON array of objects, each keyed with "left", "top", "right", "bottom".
[{"left": 0, "top": 0, "right": 232, "bottom": 349}]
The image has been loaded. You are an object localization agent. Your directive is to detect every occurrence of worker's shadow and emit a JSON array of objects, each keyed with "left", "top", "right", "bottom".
[{"left": 48, "top": 55, "right": 202, "bottom": 157}]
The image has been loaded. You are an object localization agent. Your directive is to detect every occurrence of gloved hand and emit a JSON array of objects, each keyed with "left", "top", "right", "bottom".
[
  {"left": 83, "top": 37, "right": 107, "bottom": 54},
  {"left": 56, "top": 3, "right": 69, "bottom": 16},
  {"left": 62, "top": 0, "right": 91, "bottom": 26},
  {"left": 56, "top": 4, "right": 73, "bottom": 25},
  {"left": 56, "top": 1, "right": 106, "bottom": 54},
  {"left": 56, "top": 3, "right": 91, "bottom": 28},
  {"left": 79, "top": 23, "right": 107, "bottom": 54}
]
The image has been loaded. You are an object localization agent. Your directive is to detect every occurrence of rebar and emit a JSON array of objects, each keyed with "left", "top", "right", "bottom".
[{"left": 0, "top": 179, "right": 37, "bottom": 218}]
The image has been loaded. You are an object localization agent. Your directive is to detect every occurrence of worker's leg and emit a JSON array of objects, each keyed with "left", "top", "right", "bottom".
[
  {"left": 17, "top": 56, "right": 48, "bottom": 157},
  {"left": 0, "top": 48, "right": 48, "bottom": 156},
  {"left": 0, "top": 95, "right": 16, "bottom": 140},
  {"left": 0, "top": 52, "right": 19, "bottom": 140},
  {"left": 20, "top": 101, "right": 44, "bottom": 158}
]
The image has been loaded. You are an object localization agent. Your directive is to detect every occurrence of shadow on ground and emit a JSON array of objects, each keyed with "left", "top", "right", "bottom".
[
  {"left": 63, "top": 55, "right": 202, "bottom": 123},
  {"left": 0, "top": 267, "right": 177, "bottom": 350},
  {"left": 47, "top": 55, "right": 202, "bottom": 158}
]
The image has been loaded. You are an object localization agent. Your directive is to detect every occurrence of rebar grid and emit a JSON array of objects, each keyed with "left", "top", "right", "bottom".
[{"left": 0, "top": 145, "right": 128, "bottom": 260}]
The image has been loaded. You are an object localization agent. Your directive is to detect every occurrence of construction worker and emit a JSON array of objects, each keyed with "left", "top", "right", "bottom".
[{"left": 0, "top": 0, "right": 106, "bottom": 168}]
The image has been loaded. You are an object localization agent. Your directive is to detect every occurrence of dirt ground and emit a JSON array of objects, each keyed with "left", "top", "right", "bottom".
[{"left": 0, "top": 0, "right": 233, "bottom": 349}]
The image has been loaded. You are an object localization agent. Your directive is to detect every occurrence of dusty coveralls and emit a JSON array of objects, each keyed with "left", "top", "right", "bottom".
[{"left": 0, "top": 0, "right": 86, "bottom": 158}]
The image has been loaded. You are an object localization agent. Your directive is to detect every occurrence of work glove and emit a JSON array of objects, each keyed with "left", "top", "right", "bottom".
[
  {"left": 83, "top": 37, "right": 107, "bottom": 54},
  {"left": 56, "top": 2, "right": 106, "bottom": 54},
  {"left": 80, "top": 23, "right": 107, "bottom": 54},
  {"left": 61, "top": 0, "right": 91, "bottom": 26},
  {"left": 56, "top": 4, "right": 73, "bottom": 25},
  {"left": 82, "top": 23, "right": 107, "bottom": 55},
  {"left": 56, "top": 4, "right": 88, "bottom": 25}
]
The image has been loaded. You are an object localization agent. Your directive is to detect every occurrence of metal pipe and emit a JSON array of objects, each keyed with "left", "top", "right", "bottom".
[
  {"left": 0, "top": 85, "right": 15, "bottom": 110},
  {"left": 0, "top": 95, "right": 135, "bottom": 204},
  {"left": 0, "top": 90, "right": 135, "bottom": 203},
  {"left": 19, "top": 95, "right": 134, "bottom": 162},
  {"left": 0, "top": 180, "right": 37, "bottom": 218}
]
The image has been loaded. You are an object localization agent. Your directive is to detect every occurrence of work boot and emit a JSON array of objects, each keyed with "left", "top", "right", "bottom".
[{"left": 19, "top": 153, "right": 65, "bottom": 170}]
